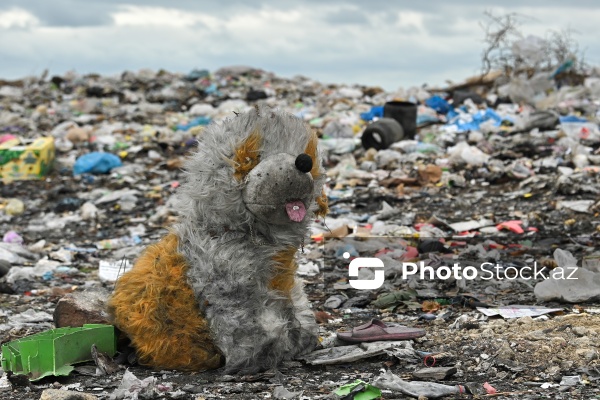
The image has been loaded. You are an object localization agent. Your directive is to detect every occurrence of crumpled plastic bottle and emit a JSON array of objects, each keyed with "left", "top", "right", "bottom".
[
  {"left": 5, "top": 198, "right": 25, "bottom": 216},
  {"left": 373, "top": 370, "right": 465, "bottom": 399}
]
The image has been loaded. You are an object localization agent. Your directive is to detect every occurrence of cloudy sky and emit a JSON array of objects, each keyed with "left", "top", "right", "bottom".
[{"left": 1, "top": 1, "right": 599, "bottom": 90}]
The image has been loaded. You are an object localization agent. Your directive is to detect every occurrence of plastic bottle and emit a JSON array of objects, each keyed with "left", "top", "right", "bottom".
[
  {"left": 96, "top": 235, "right": 141, "bottom": 250},
  {"left": 374, "top": 370, "right": 465, "bottom": 398}
]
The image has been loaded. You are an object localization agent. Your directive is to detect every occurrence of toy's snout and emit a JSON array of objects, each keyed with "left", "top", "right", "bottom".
[{"left": 242, "top": 153, "right": 315, "bottom": 225}]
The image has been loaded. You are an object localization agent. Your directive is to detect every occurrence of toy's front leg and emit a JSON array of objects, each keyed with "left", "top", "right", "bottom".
[
  {"left": 187, "top": 245, "right": 318, "bottom": 374},
  {"left": 288, "top": 280, "right": 319, "bottom": 356},
  {"left": 268, "top": 247, "right": 319, "bottom": 358},
  {"left": 204, "top": 291, "right": 296, "bottom": 374}
]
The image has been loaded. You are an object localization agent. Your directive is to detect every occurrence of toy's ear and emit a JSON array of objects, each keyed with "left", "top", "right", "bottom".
[
  {"left": 304, "top": 131, "right": 329, "bottom": 217},
  {"left": 304, "top": 131, "right": 320, "bottom": 179},
  {"left": 230, "top": 128, "right": 262, "bottom": 181}
]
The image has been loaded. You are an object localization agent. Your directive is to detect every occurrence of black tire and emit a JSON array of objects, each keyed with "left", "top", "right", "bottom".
[{"left": 361, "top": 118, "right": 404, "bottom": 150}]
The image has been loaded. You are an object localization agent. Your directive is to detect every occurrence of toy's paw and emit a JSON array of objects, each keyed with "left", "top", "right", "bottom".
[
  {"left": 222, "top": 337, "right": 281, "bottom": 374},
  {"left": 295, "top": 331, "right": 319, "bottom": 356},
  {"left": 287, "top": 322, "right": 319, "bottom": 357},
  {"left": 223, "top": 363, "right": 262, "bottom": 376},
  {"left": 222, "top": 358, "right": 266, "bottom": 375}
]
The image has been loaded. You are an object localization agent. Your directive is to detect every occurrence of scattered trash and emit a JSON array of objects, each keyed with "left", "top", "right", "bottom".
[
  {"left": 483, "top": 382, "right": 498, "bottom": 394},
  {"left": 371, "top": 289, "right": 419, "bottom": 309},
  {"left": 40, "top": 389, "right": 98, "bottom": 400},
  {"left": 91, "top": 343, "right": 120, "bottom": 376},
  {"left": 273, "top": 385, "right": 302, "bottom": 400},
  {"left": 477, "top": 305, "right": 563, "bottom": 319},
  {"left": 73, "top": 152, "right": 123, "bottom": 175},
  {"left": 373, "top": 370, "right": 465, "bottom": 398},
  {"left": 412, "top": 367, "right": 457, "bottom": 380},
  {"left": 535, "top": 249, "right": 600, "bottom": 303},
  {"left": 383, "top": 101, "right": 418, "bottom": 139},
  {"left": 110, "top": 369, "right": 157, "bottom": 400},
  {"left": 297, "top": 261, "right": 320, "bottom": 276},
  {"left": 2, "top": 230, "right": 23, "bottom": 244},
  {"left": 448, "top": 218, "right": 495, "bottom": 232},
  {"left": 361, "top": 118, "right": 404, "bottom": 150},
  {"left": 333, "top": 379, "right": 382, "bottom": 400},
  {"left": 98, "top": 259, "right": 133, "bottom": 282},
  {"left": 0, "top": 375, "right": 11, "bottom": 393},
  {"left": 4, "top": 198, "right": 25, "bottom": 216},
  {"left": 0, "top": 137, "right": 54, "bottom": 181},
  {"left": 496, "top": 220, "right": 525, "bottom": 234},
  {"left": 337, "top": 319, "right": 425, "bottom": 343},
  {"left": 556, "top": 200, "right": 594, "bottom": 213},
  {"left": 1, "top": 324, "right": 116, "bottom": 381},
  {"left": 96, "top": 236, "right": 140, "bottom": 250},
  {"left": 303, "top": 341, "right": 415, "bottom": 365},
  {"left": 0, "top": 17, "right": 600, "bottom": 396},
  {"left": 559, "top": 375, "right": 582, "bottom": 388}
]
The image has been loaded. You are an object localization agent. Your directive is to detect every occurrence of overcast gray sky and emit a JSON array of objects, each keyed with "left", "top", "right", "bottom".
[{"left": 1, "top": 1, "right": 599, "bottom": 90}]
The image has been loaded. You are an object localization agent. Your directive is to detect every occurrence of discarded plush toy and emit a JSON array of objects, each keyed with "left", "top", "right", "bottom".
[{"left": 108, "top": 105, "right": 328, "bottom": 374}]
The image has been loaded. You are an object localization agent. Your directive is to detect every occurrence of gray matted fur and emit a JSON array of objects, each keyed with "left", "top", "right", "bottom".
[{"left": 172, "top": 104, "right": 326, "bottom": 374}]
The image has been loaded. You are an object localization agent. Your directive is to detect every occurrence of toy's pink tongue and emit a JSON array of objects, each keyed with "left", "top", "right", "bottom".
[{"left": 285, "top": 201, "right": 306, "bottom": 222}]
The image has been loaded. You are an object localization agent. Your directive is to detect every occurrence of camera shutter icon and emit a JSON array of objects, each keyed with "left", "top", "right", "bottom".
[{"left": 348, "top": 257, "right": 385, "bottom": 290}]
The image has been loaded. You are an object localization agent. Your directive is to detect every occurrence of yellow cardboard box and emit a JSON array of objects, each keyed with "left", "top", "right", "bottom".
[{"left": 0, "top": 137, "right": 55, "bottom": 181}]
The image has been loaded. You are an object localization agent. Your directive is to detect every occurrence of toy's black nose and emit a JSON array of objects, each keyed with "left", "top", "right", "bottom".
[{"left": 295, "top": 153, "right": 313, "bottom": 173}]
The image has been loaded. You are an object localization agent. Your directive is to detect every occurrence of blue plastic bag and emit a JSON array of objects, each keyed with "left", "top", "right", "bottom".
[
  {"left": 447, "top": 108, "right": 508, "bottom": 133},
  {"left": 73, "top": 152, "right": 123, "bottom": 175},
  {"left": 176, "top": 116, "right": 211, "bottom": 131},
  {"left": 425, "top": 96, "right": 451, "bottom": 114},
  {"left": 360, "top": 106, "right": 384, "bottom": 121},
  {"left": 559, "top": 115, "right": 588, "bottom": 123}
]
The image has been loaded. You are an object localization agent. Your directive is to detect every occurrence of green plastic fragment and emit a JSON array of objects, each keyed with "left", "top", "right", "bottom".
[
  {"left": 372, "top": 289, "right": 418, "bottom": 309},
  {"left": 1, "top": 324, "right": 116, "bottom": 381},
  {"left": 334, "top": 379, "right": 382, "bottom": 400}
]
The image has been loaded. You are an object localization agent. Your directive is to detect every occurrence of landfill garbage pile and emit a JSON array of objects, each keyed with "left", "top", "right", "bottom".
[{"left": 0, "top": 64, "right": 599, "bottom": 399}]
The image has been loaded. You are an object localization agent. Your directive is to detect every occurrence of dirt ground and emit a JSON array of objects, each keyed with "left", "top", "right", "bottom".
[{"left": 2, "top": 170, "right": 600, "bottom": 399}]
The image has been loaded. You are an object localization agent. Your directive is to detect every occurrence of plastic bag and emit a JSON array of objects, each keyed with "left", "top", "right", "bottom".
[{"left": 73, "top": 152, "right": 123, "bottom": 175}]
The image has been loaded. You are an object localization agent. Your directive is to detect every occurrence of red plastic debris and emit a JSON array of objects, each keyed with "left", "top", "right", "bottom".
[
  {"left": 483, "top": 382, "right": 497, "bottom": 394},
  {"left": 581, "top": 126, "right": 590, "bottom": 139},
  {"left": 496, "top": 220, "right": 524, "bottom": 234},
  {"left": 424, "top": 355, "right": 437, "bottom": 367},
  {"left": 414, "top": 223, "right": 435, "bottom": 231},
  {"left": 374, "top": 248, "right": 393, "bottom": 258},
  {"left": 401, "top": 246, "right": 419, "bottom": 260}
]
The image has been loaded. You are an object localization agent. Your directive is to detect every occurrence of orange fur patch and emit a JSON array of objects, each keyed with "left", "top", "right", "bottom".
[
  {"left": 316, "top": 189, "right": 329, "bottom": 217},
  {"left": 304, "top": 130, "right": 328, "bottom": 218},
  {"left": 268, "top": 246, "right": 298, "bottom": 298},
  {"left": 107, "top": 233, "right": 223, "bottom": 371},
  {"left": 304, "top": 130, "right": 320, "bottom": 179},
  {"left": 231, "top": 128, "right": 262, "bottom": 181}
]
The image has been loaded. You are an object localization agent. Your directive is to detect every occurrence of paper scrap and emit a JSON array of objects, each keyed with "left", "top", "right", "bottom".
[
  {"left": 449, "top": 218, "right": 495, "bottom": 232},
  {"left": 98, "top": 260, "right": 132, "bottom": 282},
  {"left": 477, "top": 305, "right": 563, "bottom": 319}
]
